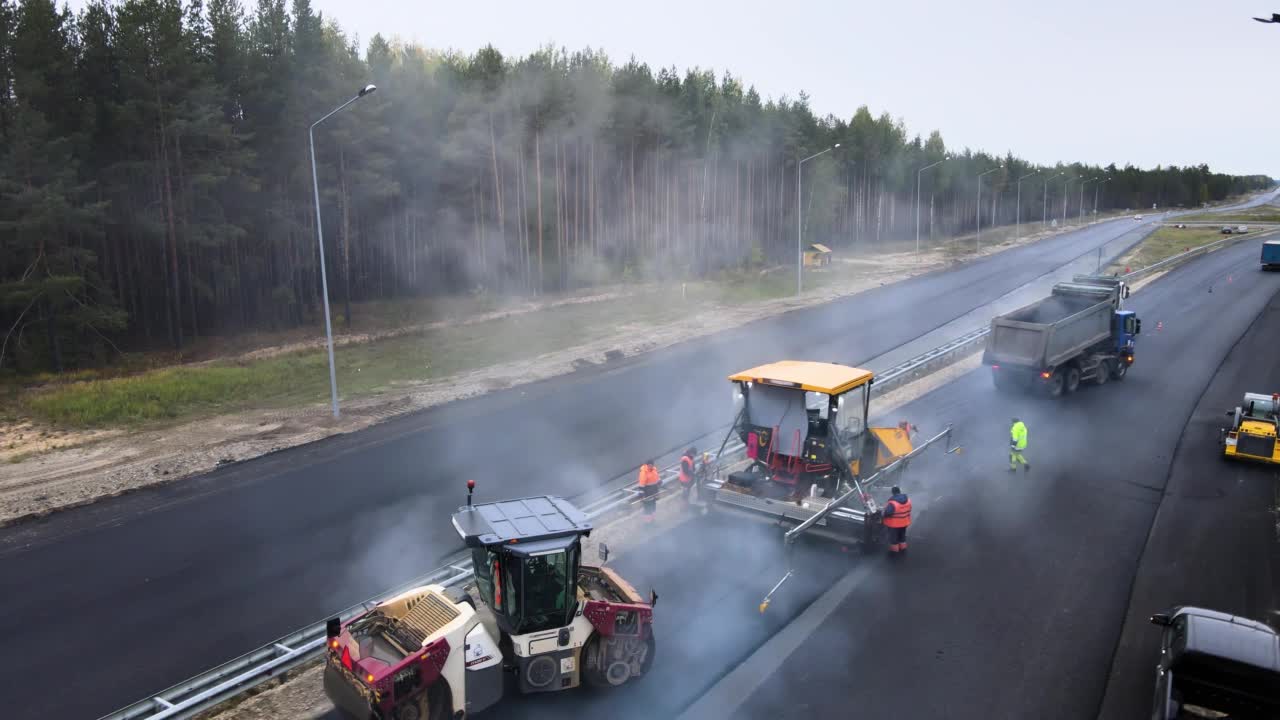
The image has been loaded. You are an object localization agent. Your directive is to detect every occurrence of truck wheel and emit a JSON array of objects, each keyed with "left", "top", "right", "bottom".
[
  {"left": 1046, "top": 371, "right": 1065, "bottom": 397},
  {"left": 409, "top": 680, "right": 451, "bottom": 720},
  {"left": 583, "top": 632, "right": 656, "bottom": 689},
  {"left": 1064, "top": 367, "right": 1081, "bottom": 394},
  {"left": 1110, "top": 361, "right": 1128, "bottom": 381},
  {"left": 1093, "top": 362, "right": 1109, "bottom": 386}
]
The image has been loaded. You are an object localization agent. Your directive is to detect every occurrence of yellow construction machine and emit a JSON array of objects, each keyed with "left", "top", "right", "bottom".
[
  {"left": 702, "top": 360, "right": 954, "bottom": 547},
  {"left": 1222, "top": 392, "right": 1280, "bottom": 465}
]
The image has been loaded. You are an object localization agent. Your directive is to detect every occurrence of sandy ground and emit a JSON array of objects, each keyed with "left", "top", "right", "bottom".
[
  {"left": 197, "top": 347, "right": 986, "bottom": 720},
  {"left": 0, "top": 223, "right": 1071, "bottom": 527}
]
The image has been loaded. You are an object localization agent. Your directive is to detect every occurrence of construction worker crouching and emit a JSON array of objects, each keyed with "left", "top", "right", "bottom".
[
  {"left": 882, "top": 486, "right": 912, "bottom": 554},
  {"left": 638, "top": 460, "right": 661, "bottom": 522},
  {"left": 1009, "top": 417, "right": 1029, "bottom": 472},
  {"left": 678, "top": 447, "right": 697, "bottom": 505}
]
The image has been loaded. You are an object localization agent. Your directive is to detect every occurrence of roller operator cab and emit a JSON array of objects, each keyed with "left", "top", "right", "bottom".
[
  {"left": 1222, "top": 392, "right": 1280, "bottom": 465},
  {"left": 703, "top": 361, "right": 919, "bottom": 545},
  {"left": 323, "top": 488, "right": 655, "bottom": 720}
]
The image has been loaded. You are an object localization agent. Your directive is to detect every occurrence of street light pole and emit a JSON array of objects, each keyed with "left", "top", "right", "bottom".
[
  {"left": 309, "top": 84, "right": 377, "bottom": 420},
  {"left": 1077, "top": 178, "right": 1089, "bottom": 226},
  {"left": 1016, "top": 171, "right": 1038, "bottom": 240},
  {"left": 1078, "top": 178, "right": 1097, "bottom": 225},
  {"left": 1094, "top": 177, "right": 1112, "bottom": 217},
  {"left": 976, "top": 166, "right": 1002, "bottom": 252},
  {"left": 1043, "top": 171, "right": 1063, "bottom": 227},
  {"left": 916, "top": 156, "right": 948, "bottom": 258},
  {"left": 1062, "top": 176, "right": 1076, "bottom": 227},
  {"left": 797, "top": 143, "right": 839, "bottom": 295}
]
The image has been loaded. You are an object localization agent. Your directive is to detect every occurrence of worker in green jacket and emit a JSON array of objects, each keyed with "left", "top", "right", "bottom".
[{"left": 1009, "top": 417, "right": 1029, "bottom": 472}]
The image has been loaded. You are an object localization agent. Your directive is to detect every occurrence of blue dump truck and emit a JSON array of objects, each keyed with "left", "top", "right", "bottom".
[
  {"left": 983, "top": 275, "right": 1140, "bottom": 397},
  {"left": 1262, "top": 239, "right": 1280, "bottom": 271}
]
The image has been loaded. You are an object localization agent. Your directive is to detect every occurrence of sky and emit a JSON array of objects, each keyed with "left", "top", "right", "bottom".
[{"left": 287, "top": 0, "right": 1275, "bottom": 177}]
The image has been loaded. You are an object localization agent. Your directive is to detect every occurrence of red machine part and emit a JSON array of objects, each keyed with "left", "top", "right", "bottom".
[
  {"left": 330, "top": 622, "right": 452, "bottom": 712},
  {"left": 370, "top": 637, "right": 451, "bottom": 712},
  {"left": 747, "top": 428, "right": 833, "bottom": 485},
  {"left": 582, "top": 599, "right": 653, "bottom": 638}
]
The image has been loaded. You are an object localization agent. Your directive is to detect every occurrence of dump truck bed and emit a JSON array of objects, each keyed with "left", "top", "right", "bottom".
[{"left": 983, "top": 283, "right": 1117, "bottom": 369}]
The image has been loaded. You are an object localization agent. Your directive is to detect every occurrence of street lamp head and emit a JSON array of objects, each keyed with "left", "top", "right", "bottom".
[
  {"left": 833, "top": 143, "right": 841, "bottom": 149},
  {"left": 359, "top": 84, "right": 377, "bottom": 97}
]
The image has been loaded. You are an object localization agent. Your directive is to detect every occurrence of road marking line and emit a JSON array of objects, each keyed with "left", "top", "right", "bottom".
[
  {"left": 678, "top": 508, "right": 930, "bottom": 720},
  {"left": 676, "top": 561, "right": 878, "bottom": 720}
]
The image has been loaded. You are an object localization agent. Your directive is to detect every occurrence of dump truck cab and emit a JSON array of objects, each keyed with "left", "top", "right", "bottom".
[
  {"left": 703, "top": 361, "right": 933, "bottom": 546},
  {"left": 1222, "top": 392, "right": 1280, "bottom": 464},
  {"left": 323, "top": 488, "right": 655, "bottom": 720}
]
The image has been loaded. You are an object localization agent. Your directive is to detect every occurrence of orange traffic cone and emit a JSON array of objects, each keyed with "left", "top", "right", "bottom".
[{"left": 1156, "top": 321, "right": 1163, "bottom": 332}]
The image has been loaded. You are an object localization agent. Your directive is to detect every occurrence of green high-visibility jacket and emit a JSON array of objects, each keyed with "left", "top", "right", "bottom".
[{"left": 1011, "top": 421, "right": 1028, "bottom": 450}]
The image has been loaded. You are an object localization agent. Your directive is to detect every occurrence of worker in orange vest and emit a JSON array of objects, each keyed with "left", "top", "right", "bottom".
[
  {"left": 677, "top": 447, "right": 697, "bottom": 505},
  {"left": 638, "top": 460, "right": 660, "bottom": 522},
  {"left": 882, "top": 485, "right": 912, "bottom": 554}
]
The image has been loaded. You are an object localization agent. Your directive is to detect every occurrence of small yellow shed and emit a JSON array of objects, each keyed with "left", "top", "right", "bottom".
[{"left": 803, "top": 243, "right": 833, "bottom": 267}]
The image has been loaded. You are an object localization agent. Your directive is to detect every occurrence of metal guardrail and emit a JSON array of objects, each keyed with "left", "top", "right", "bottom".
[
  {"left": 1119, "top": 228, "right": 1279, "bottom": 281},
  {"left": 872, "top": 326, "right": 991, "bottom": 390},
  {"left": 105, "top": 224, "right": 1273, "bottom": 719}
]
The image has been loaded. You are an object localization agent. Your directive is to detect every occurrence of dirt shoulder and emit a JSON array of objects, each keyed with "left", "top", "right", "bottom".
[{"left": 0, "top": 219, "right": 1106, "bottom": 526}]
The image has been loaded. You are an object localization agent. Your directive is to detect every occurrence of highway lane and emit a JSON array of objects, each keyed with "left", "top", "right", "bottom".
[
  {"left": 1096, "top": 276, "right": 1280, "bottom": 719},
  {"left": 0, "top": 212, "right": 1247, "bottom": 719},
  {"left": 697, "top": 237, "right": 1280, "bottom": 719}
]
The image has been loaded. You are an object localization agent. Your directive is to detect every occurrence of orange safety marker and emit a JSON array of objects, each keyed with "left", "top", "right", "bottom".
[{"left": 1156, "top": 321, "right": 1163, "bottom": 331}]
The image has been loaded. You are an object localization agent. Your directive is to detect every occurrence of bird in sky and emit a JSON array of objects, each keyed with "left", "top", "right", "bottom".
[{"left": 1254, "top": 12, "right": 1280, "bottom": 23}]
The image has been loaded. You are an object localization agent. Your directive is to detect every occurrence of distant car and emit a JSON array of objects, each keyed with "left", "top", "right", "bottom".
[
  {"left": 1172, "top": 223, "right": 1187, "bottom": 229},
  {"left": 1237, "top": 225, "right": 1249, "bottom": 233},
  {"left": 1134, "top": 214, "right": 1144, "bottom": 220},
  {"left": 1148, "top": 607, "right": 1280, "bottom": 720},
  {"left": 1222, "top": 226, "right": 1234, "bottom": 234}
]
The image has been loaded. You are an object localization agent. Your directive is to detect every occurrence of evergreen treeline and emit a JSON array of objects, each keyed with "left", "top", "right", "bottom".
[{"left": 0, "top": 0, "right": 1271, "bottom": 372}]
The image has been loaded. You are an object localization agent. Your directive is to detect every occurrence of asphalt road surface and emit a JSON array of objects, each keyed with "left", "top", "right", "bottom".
[
  {"left": 690, "top": 237, "right": 1280, "bottom": 719},
  {"left": 0, "top": 202, "right": 1271, "bottom": 719}
]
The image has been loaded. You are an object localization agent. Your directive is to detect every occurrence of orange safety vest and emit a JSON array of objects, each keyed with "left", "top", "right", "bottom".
[
  {"left": 678, "top": 455, "right": 695, "bottom": 485},
  {"left": 883, "top": 498, "right": 912, "bottom": 528},
  {"left": 638, "top": 464, "right": 660, "bottom": 487}
]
